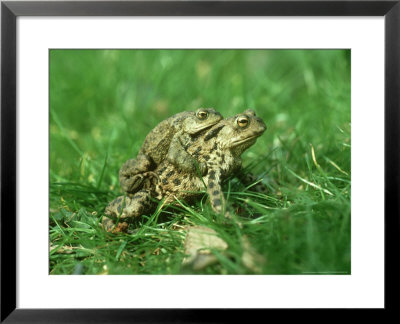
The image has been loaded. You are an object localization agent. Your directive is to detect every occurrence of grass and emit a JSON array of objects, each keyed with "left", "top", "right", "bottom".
[{"left": 49, "top": 49, "right": 351, "bottom": 275}]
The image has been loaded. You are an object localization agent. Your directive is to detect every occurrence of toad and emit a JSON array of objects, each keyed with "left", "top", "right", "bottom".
[
  {"left": 119, "top": 108, "right": 223, "bottom": 194},
  {"left": 103, "top": 109, "right": 266, "bottom": 232}
]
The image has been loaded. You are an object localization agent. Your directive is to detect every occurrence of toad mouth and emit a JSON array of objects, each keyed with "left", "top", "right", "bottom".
[{"left": 232, "top": 135, "right": 259, "bottom": 146}]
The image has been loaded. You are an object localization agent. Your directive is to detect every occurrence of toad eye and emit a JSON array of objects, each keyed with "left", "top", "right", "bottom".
[
  {"left": 236, "top": 116, "right": 249, "bottom": 128},
  {"left": 196, "top": 110, "right": 209, "bottom": 120}
]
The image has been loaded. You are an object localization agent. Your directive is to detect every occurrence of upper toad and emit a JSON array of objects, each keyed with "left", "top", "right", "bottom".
[{"left": 119, "top": 108, "right": 223, "bottom": 194}]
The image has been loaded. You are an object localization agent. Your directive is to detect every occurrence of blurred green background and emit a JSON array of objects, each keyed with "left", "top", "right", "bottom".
[{"left": 50, "top": 50, "right": 351, "bottom": 275}]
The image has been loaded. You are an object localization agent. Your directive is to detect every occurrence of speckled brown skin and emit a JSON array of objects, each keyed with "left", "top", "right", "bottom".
[
  {"left": 119, "top": 108, "right": 223, "bottom": 194},
  {"left": 103, "top": 110, "right": 266, "bottom": 231}
]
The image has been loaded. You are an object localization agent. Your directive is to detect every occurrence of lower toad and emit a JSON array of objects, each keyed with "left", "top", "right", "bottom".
[{"left": 103, "top": 110, "right": 266, "bottom": 232}]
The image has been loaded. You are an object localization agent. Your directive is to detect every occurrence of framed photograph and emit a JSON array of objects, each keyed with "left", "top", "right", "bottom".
[{"left": 1, "top": 0, "right": 398, "bottom": 321}]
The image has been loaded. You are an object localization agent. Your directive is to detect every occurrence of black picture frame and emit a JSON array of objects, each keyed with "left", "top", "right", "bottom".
[{"left": 1, "top": 0, "right": 399, "bottom": 322}]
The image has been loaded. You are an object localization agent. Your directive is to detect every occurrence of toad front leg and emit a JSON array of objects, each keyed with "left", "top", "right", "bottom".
[
  {"left": 236, "top": 171, "right": 268, "bottom": 194},
  {"left": 206, "top": 168, "right": 226, "bottom": 215},
  {"left": 167, "top": 135, "right": 208, "bottom": 176}
]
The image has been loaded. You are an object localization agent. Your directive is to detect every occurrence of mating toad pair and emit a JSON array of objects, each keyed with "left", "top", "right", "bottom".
[{"left": 103, "top": 108, "right": 267, "bottom": 232}]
